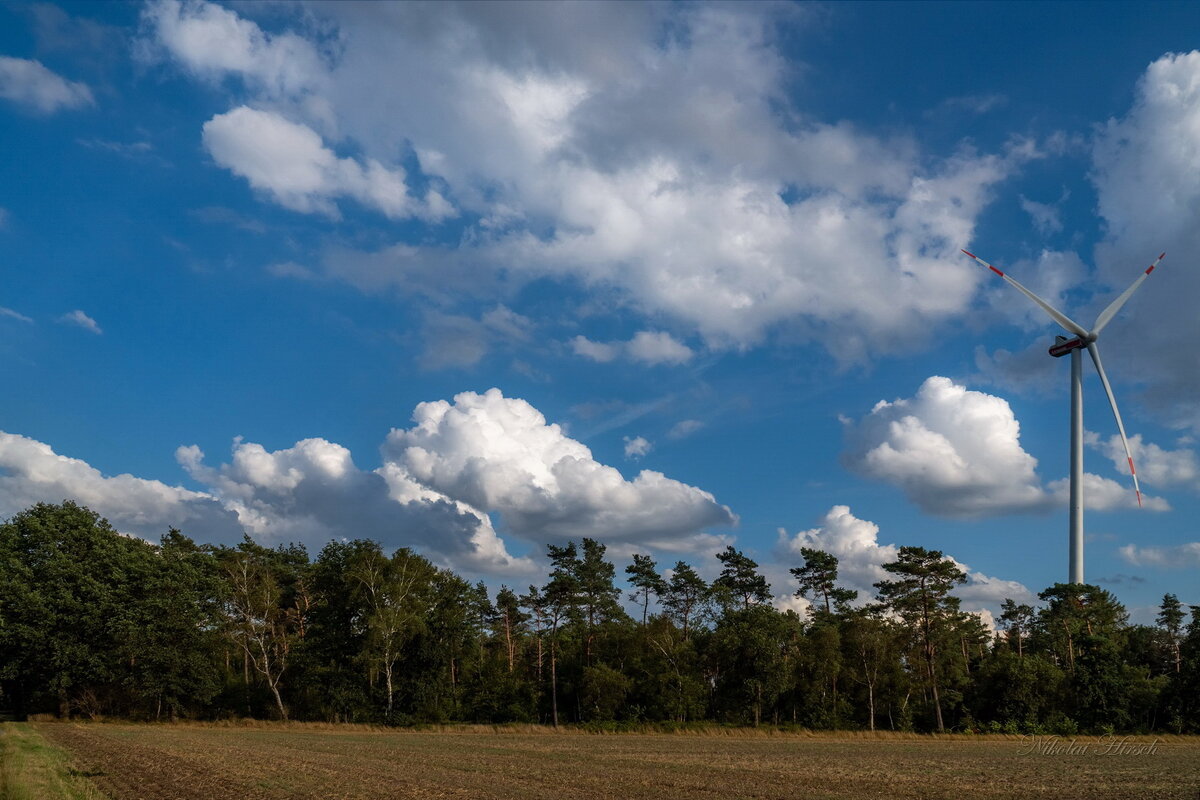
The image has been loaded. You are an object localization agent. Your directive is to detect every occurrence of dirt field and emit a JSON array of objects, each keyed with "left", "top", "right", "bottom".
[{"left": 34, "top": 723, "right": 1200, "bottom": 800}]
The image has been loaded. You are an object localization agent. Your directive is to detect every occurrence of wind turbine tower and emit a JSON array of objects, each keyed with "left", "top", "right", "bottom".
[{"left": 961, "top": 249, "right": 1165, "bottom": 584}]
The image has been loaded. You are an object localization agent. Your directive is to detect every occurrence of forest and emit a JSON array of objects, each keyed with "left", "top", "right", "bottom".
[{"left": 2, "top": 501, "right": 1197, "bottom": 734}]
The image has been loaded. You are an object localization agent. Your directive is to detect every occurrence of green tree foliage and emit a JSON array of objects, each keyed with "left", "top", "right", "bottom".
[
  {"left": 998, "top": 599, "right": 1035, "bottom": 658},
  {"left": 661, "top": 561, "right": 709, "bottom": 639},
  {"left": 2, "top": 501, "right": 1194, "bottom": 733},
  {"left": 712, "top": 546, "right": 771, "bottom": 611},
  {"left": 874, "top": 546, "right": 966, "bottom": 732},
  {"left": 625, "top": 554, "right": 666, "bottom": 626},
  {"left": 347, "top": 543, "right": 437, "bottom": 720},
  {"left": 790, "top": 548, "right": 857, "bottom": 617},
  {"left": 1157, "top": 593, "right": 1185, "bottom": 674},
  {"left": 0, "top": 503, "right": 222, "bottom": 719}
]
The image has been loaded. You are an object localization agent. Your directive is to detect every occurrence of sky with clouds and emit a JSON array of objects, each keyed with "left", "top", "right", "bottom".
[{"left": 2, "top": 1, "right": 1198, "bottom": 624}]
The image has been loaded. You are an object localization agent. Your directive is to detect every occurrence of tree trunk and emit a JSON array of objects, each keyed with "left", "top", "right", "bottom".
[
  {"left": 385, "top": 662, "right": 395, "bottom": 720},
  {"left": 926, "top": 640, "right": 944, "bottom": 733},
  {"left": 270, "top": 682, "right": 288, "bottom": 721},
  {"left": 550, "top": 639, "right": 559, "bottom": 728},
  {"left": 504, "top": 613, "right": 514, "bottom": 673},
  {"left": 867, "top": 681, "right": 876, "bottom": 732}
]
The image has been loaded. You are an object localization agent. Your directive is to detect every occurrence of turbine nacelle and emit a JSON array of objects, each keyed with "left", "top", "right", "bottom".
[{"left": 1049, "top": 336, "right": 1086, "bottom": 358}]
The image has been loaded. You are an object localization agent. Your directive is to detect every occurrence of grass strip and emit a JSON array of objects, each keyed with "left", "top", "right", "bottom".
[{"left": 0, "top": 723, "right": 108, "bottom": 800}]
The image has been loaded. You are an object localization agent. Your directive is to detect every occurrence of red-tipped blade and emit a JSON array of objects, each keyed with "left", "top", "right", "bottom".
[{"left": 961, "top": 248, "right": 1088, "bottom": 336}]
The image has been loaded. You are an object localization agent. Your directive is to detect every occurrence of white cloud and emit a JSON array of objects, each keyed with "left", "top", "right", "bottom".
[
  {"left": 626, "top": 331, "right": 694, "bottom": 365},
  {"left": 0, "top": 56, "right": 93, "bottom": 113},
  {"left": 980, "top": 249, "right": 1087, "bottom": 333},
  {"left": 772, "top": 592, "right": 811, "bottom": 617},
  {"left": 419, "top": 306, "right": 533, "bottom": 370},
  {"left": 776, "top": 504, "right": 1034, "bottom": 618},
  {"left": 1046, "top": 472, "right": 1169, "bottom": 512},
  {"left": 1019, "top": 194, "right": 1063, "bottom": 235},
  {"left": 668, "top": 419, "right": 705, "bottom": 440},
  {"left": 843, "top": 376, "right": 1165, "bottom": 517},
  {"left": 1088, "top": 431, "right": 1199, "bottom": 489},
  {"left": 150, "top": 1, "right": 1031, "bottom": 361},
  {"left": 1091, "top": 51, "right": 1200, "bottom": 432},
  {"left": 58, "top": 310, "right": 101, "bottom": 334},
  {"left": 0, "top": 306, "right": 33, "bottom": 324},
  {"left": 202, "top": 106, "right": 453, "bottom": 221},
  {"left": 0, "top": 432, "right": 241, "bottom": 542},
  {"left": 571, "top": 331, "right": 693, "bottom": 366},
  {"left": 571, "top": 335, "right": 618, "bottom": 363},
  {"left": 140, "top": 0, "right": 327, "bottom": 99},
  {"left": 776, "top": 504, "right": 898, "bottom": 594},
  {"left": 1, "top": 385, "right": 735, "bottom": 577},
  {"left": 623, "top": 435, "right": 651, "bottom": 459},
  {"left": 266, "top": 261, "right": 317, "bottom": 281},
  {"left": 1118, "top": 542, "right": 1200, "bottom": 568},
  {"left": 176, "top": 437, "right": 534, "bottom": 576},
  {"left": 936, "top": 94, "right": 1007, "bottom": 115},
  {"left": 383, "top": 387, "right": 736, "bottom": 545}
]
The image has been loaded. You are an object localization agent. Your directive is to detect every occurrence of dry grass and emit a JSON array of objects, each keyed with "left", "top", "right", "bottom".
[
  {"left": 0, "top": 722, "right": 108, "bottom": 800},
  {"left": 38, "top": 720, "right": 1200, "bottom": 800}
]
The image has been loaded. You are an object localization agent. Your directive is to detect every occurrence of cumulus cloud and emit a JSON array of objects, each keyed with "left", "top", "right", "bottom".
[
  {"left": 140, "top": 0, "right": 327, "bottom": 99},
  {"left": 572, "top": 331, "right": 693, "bottom": 366},
  {"left": 202, "top": 106, "right": 453, "bottom": 221},
  {"left": 776, "top": 504, "right": 898, "bottom": 593},
  {"left": 1, "top": 387, "right": 733, "bottom": 576},
  {"left": 1088, "top": 431, "right": 1199, "bottom": 489},
  {"left": 776, "top": 505, "right": 1034, "bottom": 617},
  {"left": 1118, "top": 542, "right": 1200, "bottom": 568},
  {"left": 58, "top": 310, "right": 102, "bottom": 334},
  {"left": 177, "top": 389, "right": 735, "bottom": 569},
  {"left": 843, "top": 376, "right": 1165, "bottom": 517},
  {"left": 147, "top": 1, "right": 1032, "bottom": 361},
  {"left": 176, "top": 437, "right": 533, "bottom": 576},
  {"left": 623, "top": 435, "right": 651, "bottom": 459},
  {"left": 0, "top": 55, "right": 93, "bottom": 113},
  {"left": 383, "top": 387, "right": 736, "bottom": 545},
  {"left": 0, "top": 432, "right": 241, "bottom": 542},
  {"left": 1090, "top": 51, "right": 1200, "bottom": 433}
]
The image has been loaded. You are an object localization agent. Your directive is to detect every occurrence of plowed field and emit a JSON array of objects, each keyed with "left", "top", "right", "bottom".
[{"left": 38, "top": 723, "right": 1200, "bottom": 800}]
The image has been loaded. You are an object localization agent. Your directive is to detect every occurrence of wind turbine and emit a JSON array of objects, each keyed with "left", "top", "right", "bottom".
[{"left": 961, "top": 249, "right": 1165, "bottom": 584}]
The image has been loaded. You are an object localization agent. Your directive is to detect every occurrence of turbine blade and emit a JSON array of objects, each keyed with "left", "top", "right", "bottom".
[
  {"left": 1086, "top": 342, "right": 1143, "bottom": 507},
  {"left": 961, "top": 250, "right": 1089, "bottom": 338},
  {"left": 1092, "top": 252, "right": 1165, "bottom": 335}
]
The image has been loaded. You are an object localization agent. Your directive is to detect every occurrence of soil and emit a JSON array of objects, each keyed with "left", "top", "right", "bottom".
[{"left": 39, "top": 723, "right": 1200, "bottom": 800}]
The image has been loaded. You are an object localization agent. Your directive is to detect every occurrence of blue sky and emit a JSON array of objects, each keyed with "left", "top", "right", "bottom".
[{"left": 1, "top": 1, "right": 1198, "bottom": 625}]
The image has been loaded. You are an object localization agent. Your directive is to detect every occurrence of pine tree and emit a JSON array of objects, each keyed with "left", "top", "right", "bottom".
[
  {"left": 875, "top": 546, "right": 966, "bottom": 733},
  {"left": 790, "top": 548, "right": 857, "bottom": 617},
  {"left": 625, "top": 554, "right": 666, "bottom": 626},
  {"left": 713, "top": 546, "right": 771, "bottom": 611}
]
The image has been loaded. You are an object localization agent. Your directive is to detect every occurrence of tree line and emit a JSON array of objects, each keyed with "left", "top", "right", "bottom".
[{"left": 2, "top": 501, "right": 1198, "bottom": 733}]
